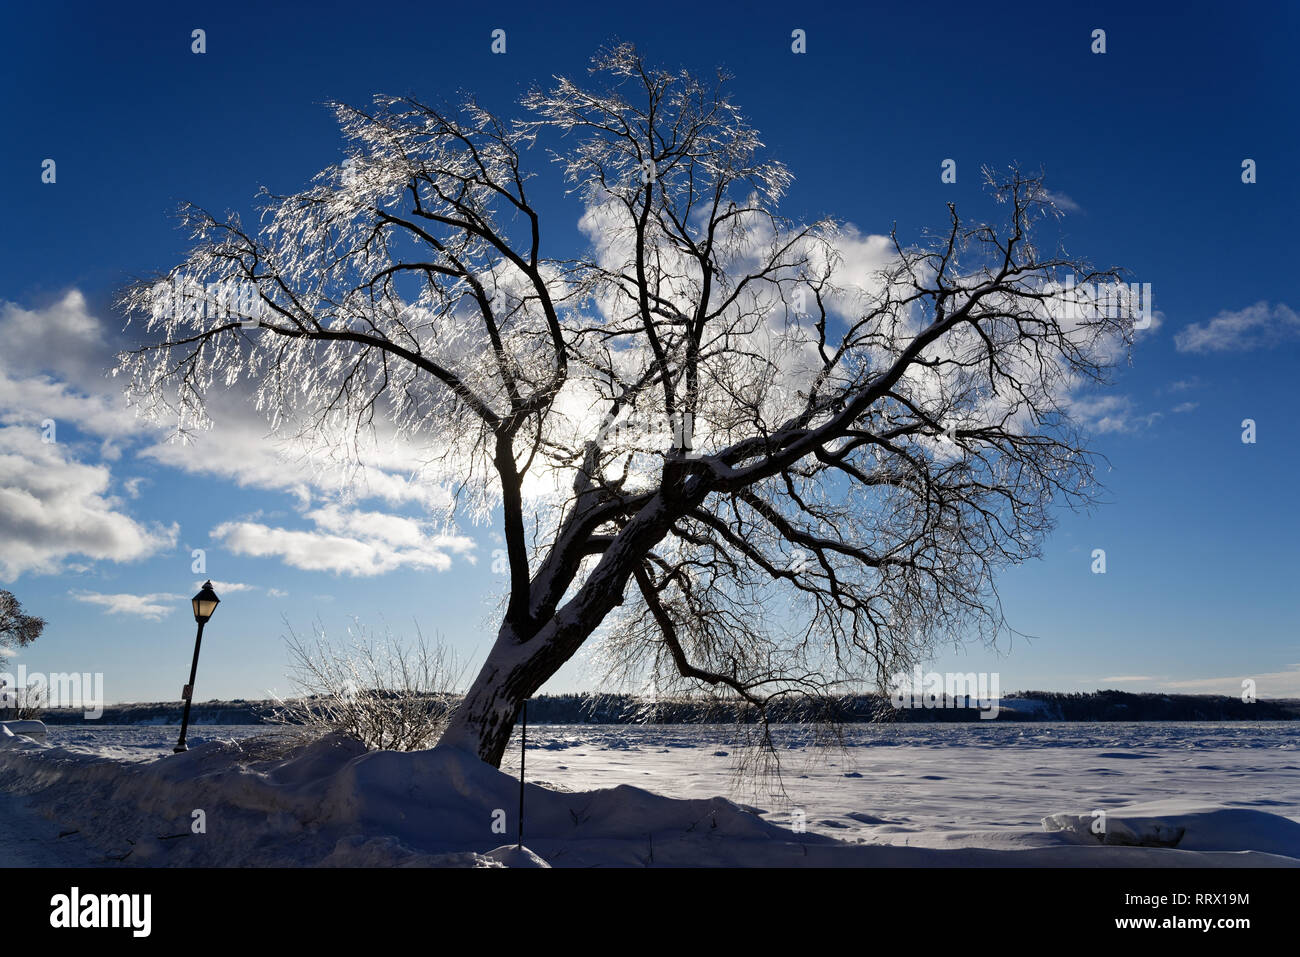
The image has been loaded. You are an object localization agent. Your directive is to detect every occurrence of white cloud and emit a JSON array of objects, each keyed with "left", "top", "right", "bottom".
[
  {"left": 128, "top": 344, "right": 462, "bottom": 521},
  {"left": 0, "top": 291, "right": 141, "bottom": 440},
  {"left": 1174, "top": 301, "right": 1299, "bottom": 353},
  {"left": 1041, "top": 189, "right": 1082, "bottom": 213},
  {"left": 1160, "top": 665, "right": 1300, "bottom": 699},
  {"left": 1136, "top": 308, "right": 1164, "bottom": 336},
  {"left": 1064, "top": 394, "right": 1160, "bottom": 434},
  {"left": 1171, "top": 401, "right": 1198, "bottom": 414},
  {"left": 0, "top": 290, "right": 474, "bottom": 582},
  {"left": 69, "top": 590, "right": 185, "bottom": 621},
  {"left": 135, "top": 394, "right": 452, "bottom": 512},
  {"left": 307, "top": 504, "right": 438, "bottom": 549},
  {"left": 3, "top": 292, "right": 451, "bottom": 513},
  {"left": 1098, "top": 675, "right": 1155, "bottom": 683},
  {"left": 192, "top": 580, "right": 258, "bottom": 594},
  {"left": 212, "top": 506, "right": 475, "bottom": 577},
  {"left": 0, "top": 294, "right": 178, "bottom": 580},
  {"left": 0, "top": 427, "right": 177, "bottom": 581}
]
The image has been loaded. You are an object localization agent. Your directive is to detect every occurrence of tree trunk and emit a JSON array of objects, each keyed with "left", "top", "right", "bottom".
[
  {"left": 438, "top": 493, "right": 679, "bottom": 765},
  {"left": 437, "top": 624, "right": 562, "bottom": 767}
]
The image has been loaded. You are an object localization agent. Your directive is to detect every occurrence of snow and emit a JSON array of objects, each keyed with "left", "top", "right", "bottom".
[
  {"left": 1, "top": 720, "right": 47, "bottom": 743},
  {"left": 995, "top": 697, "right": 1063, "bottom": 719},
  {"left": 0, "top": 722, "right": 1296, "bottom": 867},
  {"left": 1042, "top": 802, "right": 1300, "bottom": 857},
  {"left": 485, "top": 845, "right": 551, "bottom": 867}
]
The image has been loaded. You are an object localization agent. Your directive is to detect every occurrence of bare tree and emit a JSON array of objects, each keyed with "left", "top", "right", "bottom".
[{"left": 117, "top": 45, "right": 1136, "bottom": 767}]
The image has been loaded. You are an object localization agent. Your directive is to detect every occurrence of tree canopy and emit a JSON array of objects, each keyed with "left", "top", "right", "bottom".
[
  {"left": 0, "top": 589, "right": 45, "bottom": 650},
  {"left": 118, "top": 45, "right": 1136, "bottom": 764}
]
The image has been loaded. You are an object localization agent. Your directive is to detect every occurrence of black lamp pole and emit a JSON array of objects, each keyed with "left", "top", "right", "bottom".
[{"left": 175, "top": 580, "right": 220, "bottom": 754}]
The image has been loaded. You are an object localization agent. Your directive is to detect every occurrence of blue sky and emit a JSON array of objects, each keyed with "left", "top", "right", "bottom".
[{"left": 1, "top": 0, "right": 1297, "bottom": 704}]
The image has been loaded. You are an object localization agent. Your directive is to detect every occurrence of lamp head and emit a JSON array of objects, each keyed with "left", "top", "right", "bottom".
[{"left": 192, "top": 580, "right": 220, "bottom": 623}]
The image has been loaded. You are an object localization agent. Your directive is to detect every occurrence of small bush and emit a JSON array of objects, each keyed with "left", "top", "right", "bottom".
[
  {"left": 0, "top": 678, "right": 47, "bottom": 720},
  {"left": 270, "top": 618, "right": 463, "bottom": 751}
]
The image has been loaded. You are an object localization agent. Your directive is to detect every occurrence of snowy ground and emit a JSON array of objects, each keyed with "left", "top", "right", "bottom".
[
  {"left": 500, "top": 722, "right": 1300, "bottom": 849},
  {"left": 1, "top": 722, "right": 1296, "bottom": 866}
]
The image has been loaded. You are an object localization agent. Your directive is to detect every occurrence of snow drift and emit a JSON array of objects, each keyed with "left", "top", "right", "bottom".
[{"left": 1042, "top": 801, "right": 1300, "bottom": 857}]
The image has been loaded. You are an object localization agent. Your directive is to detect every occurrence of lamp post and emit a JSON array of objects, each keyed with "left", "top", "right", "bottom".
[{"left": 174, "top": 580, "right": 220, "bottom": 754}]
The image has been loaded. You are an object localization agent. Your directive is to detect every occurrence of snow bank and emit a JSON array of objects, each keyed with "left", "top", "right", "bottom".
[
  {"left": 1042, "top": 800, "right": 1300, "bottom": 858},
  {"left": 1, "top": 720, "right": 47, "bottom": 743},
  {"left": 0, "top": 732, "right": 811, "bottom": 866},
  {"left": 1, "top": 732, "right": 1297, "bottom": 867}
]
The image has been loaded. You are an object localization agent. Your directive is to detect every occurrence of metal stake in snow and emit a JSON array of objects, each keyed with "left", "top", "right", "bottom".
[{"left": 517, "top": 698, "right": 527, "bottom": 849}]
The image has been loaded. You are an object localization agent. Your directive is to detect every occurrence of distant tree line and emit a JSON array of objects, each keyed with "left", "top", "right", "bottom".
[
  {"left": 28, "top": 689, "right": 1299, "bottom": 726},
  {"left": 996, "top": 689, "right": 1297, "bottom": 722}
]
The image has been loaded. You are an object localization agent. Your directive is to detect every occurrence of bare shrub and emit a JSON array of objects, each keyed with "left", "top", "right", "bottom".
[
  {"left": 0, "top": 677, "right": 48, "bottom": 721},
  {"left": 270, "top": 618, "right": 463, "bottom": 751}
]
